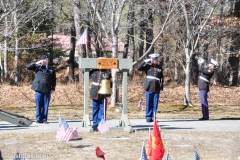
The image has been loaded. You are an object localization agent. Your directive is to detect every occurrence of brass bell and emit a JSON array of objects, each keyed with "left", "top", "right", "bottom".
[{"left": 98, "top": 79, "right": 111, "bottom": 95}]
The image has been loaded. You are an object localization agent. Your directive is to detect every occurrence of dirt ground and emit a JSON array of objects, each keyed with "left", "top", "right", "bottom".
[{"left": 0, "top": 83, "right": 240, "bottom": 160}]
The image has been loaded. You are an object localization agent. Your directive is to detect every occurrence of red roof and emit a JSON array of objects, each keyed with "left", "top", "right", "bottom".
[{"left": 48, "top": 34, "right": 125, "bottom": 52}]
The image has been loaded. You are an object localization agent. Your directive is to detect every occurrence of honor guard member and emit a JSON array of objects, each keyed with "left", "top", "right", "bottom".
[
  {"left": 89, "top": 67, "right": 112, "bottom": 131},
  {"left": 26, "top": 53, "right": 56, "bottom": 124},
  {"left": 137, "top": 53, "right": 164, "bottom": 122},
  {"left": 198, "top": 58, "right": 218, "bottom": 120}
]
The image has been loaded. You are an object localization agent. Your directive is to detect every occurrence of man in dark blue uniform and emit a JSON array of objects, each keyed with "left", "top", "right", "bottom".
[
  {"left": 137, "top": 53, "right": 164, "bottom": 122},
  {"left": 89, "top": 68, "right": 112, "bottom": 131},
  {"left": 198, "top": 58, "right": 218, "bottom": 120},
  {"left": 26, "top": 54, "right": 56, "bottom": 124}
]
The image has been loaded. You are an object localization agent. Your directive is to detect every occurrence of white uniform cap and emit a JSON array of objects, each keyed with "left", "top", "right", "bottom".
[
  {"left": 149, "top": 53, "right": 159, "bottom": 59},
  {"left": 210, "top": 58, "right": 218, "bottom": 66}
]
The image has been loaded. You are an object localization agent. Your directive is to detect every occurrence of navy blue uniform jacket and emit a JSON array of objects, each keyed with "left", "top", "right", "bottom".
[
  {"left": 137, "top": 61, "right": 164, "bottom": 93},
  {"left": 26, "top": 63, "right": 56, "bottom": 93},
  {"left": 198, "top": 66, "right": 214, "bottom": 92}
]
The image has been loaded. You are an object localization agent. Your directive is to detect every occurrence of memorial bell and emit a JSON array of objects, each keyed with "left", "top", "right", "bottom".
[{"left": 98, "top": 78, "right": 111, "bottom": 94}]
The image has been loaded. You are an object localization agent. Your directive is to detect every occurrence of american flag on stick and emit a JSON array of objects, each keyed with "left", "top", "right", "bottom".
[
  {"left": 76, "top": 28, "right": 88, "bottom": 45},
  {"left": 56, "top": 113, "right": 63, "bottom": 139},
  {"left": 56, "top": 114, "right": 78, "bottom": 141},
  {"left": 139, "top": 141, "right": 148, "bottom": 160},
  {"left": 13, "top": 152, "right": 25, "bottom": 160},
  {"left": 97, "top": 118, "right": 109, "bottom": 134},
  {"left": 138, "top": 100, "right": 143, "bottom": 111},
  {"left": 194, "top": 150, "right": 200, "bottom": 160},
  {"left": 72, "top": 127, "right": 78, "bottom": 138},
  {"left": 62, "top": 126, "right": 73, "bottom": 141},
  {"left": 59, "top": 120, "right": 73, "bottom": 141},
  {"left": 166, "top": 153, "right": 171, "bottom": 160}
]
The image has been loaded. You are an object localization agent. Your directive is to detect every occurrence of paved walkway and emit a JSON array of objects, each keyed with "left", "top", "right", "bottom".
[{"left": 0, "top": 118, "right": 240, "bottom": 133}]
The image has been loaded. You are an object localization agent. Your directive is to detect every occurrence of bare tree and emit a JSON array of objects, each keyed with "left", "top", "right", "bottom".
[
  {"left": 0, "top": 0, "right": 23, "bottom": 22},
  {"left": 132, "top": 0, "right": 181, "bottom": 65},
  {"left": 169, "top": 0, "right": 219, "bottom": 106},
  {"left": 0, "top": 0, "right": 49, "bottom": 83},
  {"left": 88, "top": 0, "right": 126, "bottom": 107},
  {"left": 123, "top": 0, "right": 135, "bottom": 61}
]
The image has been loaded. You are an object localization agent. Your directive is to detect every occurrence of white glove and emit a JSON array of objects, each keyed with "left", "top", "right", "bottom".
[
  {"left": 197, "top": 57, "right": 205, "bottom": 64},
  {"left": 144, "top": 59, "right": 152, "bottom": 63},
  {"left": 160, "top": 90, "right": 163, "bottom": 94}
]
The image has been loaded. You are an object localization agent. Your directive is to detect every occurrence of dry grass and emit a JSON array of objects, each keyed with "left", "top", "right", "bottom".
[
  {"left": 0, "top": 83, "right": 240, "bottom": 160},
  {"left": 0, "top": 83, "right": 240, "bottom": 121}
]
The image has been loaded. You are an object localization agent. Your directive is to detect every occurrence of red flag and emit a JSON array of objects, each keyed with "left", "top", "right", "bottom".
[
  {"left": 151, "top": 120, "right": 165, "bottom": 160},
  {"left": 96, "top": 146, "right": 105, "bottom": 160},
  {"left": 76, "top": 29, "right": 88, "bottom": 45}
]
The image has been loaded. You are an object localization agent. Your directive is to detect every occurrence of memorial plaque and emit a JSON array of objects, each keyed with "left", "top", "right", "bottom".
[{"left": 97, "top": 58, "right": 118, "bottom": 69}]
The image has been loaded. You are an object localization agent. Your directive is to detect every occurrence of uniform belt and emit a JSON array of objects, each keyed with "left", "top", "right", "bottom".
[
  {"left": 92, "top": 82, "right": 99, "bottom": 85},
  {"left": 200, "top": 76, "right": 209, "bottom": 82},
  {"left": 146, "top": 76, "right": 160, "bottom": 81}
]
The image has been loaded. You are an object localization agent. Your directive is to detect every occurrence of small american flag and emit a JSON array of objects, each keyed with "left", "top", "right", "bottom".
[
  {"left": 76, "top": 28, "right": 88, "bottom": 45},
  {"left": 62, "top": 127, "right": 73, "bottom": 141},
  {"left": 166, "top": 153, "right": 170, "bottom": 160},
  {"left": 97, "top": 118, "right": 109, "bottom": 134},
  {"left": 56, "top": 114, "right": 63, "bottom": 139},
  {"left": 72, "top": 127, "right": 78, "bottom": 138},
  {"left": 59, "top": 120, "right": 72, "bottom": 141},
  {"left": 194, "top": 150, "right": 200, "bottom": 160},
  {"left": 139, "top": 142, "right": 148, "bottom": 160},
  {"left": 13, "top": 152, "right": 25, "bottom": 160},
  {"left": 138, "top": 101, "right": 143, "bottom": 111}
]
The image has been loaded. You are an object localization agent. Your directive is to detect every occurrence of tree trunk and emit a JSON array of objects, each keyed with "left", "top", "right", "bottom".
[
  {"left": 174, "top": 60, "right": 179, "bottom": 85},
  {"left": 0, "top": 45, "right": 3, "bottom": 83},
  {"left": 190, "top": 54, "right": 199, "bottom": 85},
  {"left": 73, "top": 0, "right": 84, "bottom": 57},
  {"left": 110, "top": 69, "right": 119, "bottom": 108},
  {"left": 184, "top": 48, "right": 192, "bottom": 106},
  {"left": 233, "top": 0, "right": 240, "bottom": 17},
  {"left": 138, "top": 8, "right": 145, "bottom": 58},
  {"left": 123, "top": 31, "right": 129, "bottom": 58},
  {"left": 110, "top": 35, "right": 119, "bottom": 108},
  {"left": 123, "top": 0, "right": 135, "bottom": 60},
  {"left": 73, "top": 0, "right": 84, "bottom": 83},
  {"left": 228, "top": 55, "right": 239, "bottom": 86},
  {"left": 146, "top": 8, "right": 154, "bottom": 53},
  {"left": 13, "top": 12, "right": 19, "bottom": 85},
  {"left": 69, "top": 20, "right": 76, "bottom": 82},
  {"left": 3, "top": 16, "right": 8, "bottom": 82}
]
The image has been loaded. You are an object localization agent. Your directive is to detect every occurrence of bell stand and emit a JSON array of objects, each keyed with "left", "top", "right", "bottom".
[{"left": 78, "top": 58, "right": 133, "bottom": 133}]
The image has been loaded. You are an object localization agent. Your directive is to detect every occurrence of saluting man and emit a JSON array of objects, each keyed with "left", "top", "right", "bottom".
[
  {"left": 198, "top": 58, "right": 218, "bottom": 120},
  {"left": 89, "top": 66, "right": 112, "bottom": 131},
  {"left": 26, "top": 53, "right": 56, "bottom": 124},
  {"left": 137, "top": 53, "right": 164, "bottom": 122}
]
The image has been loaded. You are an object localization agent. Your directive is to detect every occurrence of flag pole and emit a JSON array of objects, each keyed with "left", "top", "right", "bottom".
[
  {"left": 104, "top": 98, "right": 106, "bottom": 121},
  {"left": 142, "top": 140, "right": 145, "bottom": 148},
  {"left": 148, "top": 127, "right": 151, "bottom": 139},
  {"left": 86, "top": 27, "right": 88, "bottom": 58},
  {"left": 140, "top": 140, "right": 145, "bottom": 157},
  {"left": 86, "top": 43, "right": 88, "bottom": 58}
]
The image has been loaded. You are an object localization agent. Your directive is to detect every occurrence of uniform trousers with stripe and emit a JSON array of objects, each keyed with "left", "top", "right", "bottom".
[
  {"left": 92, "top": 99, "right": 107, "bottom": 127},
  {"left": 198, "top": 89, "right": 209, "bottom": 119},
  {"left": 145, "top": 91, "right": 160, "bottom": 121},
  {"left": 35, "top": 91, "right": 51, "bottom": 121}
]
